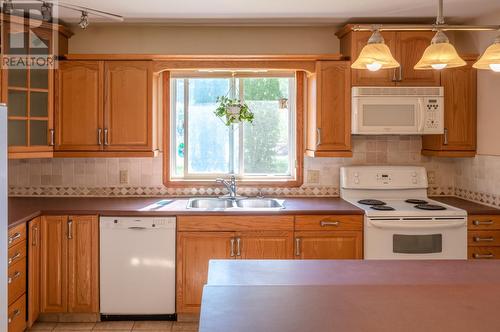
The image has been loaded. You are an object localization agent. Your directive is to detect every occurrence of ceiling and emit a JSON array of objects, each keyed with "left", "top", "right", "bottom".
[{"left": 42, "top": 0, "right": 500, "bottom": 25}]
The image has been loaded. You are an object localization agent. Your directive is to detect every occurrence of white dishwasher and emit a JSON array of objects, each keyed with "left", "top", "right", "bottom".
[{"left": 100, "top": 217, "right": 176, "bottom": 316}]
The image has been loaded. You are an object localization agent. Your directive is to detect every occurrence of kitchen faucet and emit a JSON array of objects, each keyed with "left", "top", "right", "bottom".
[{"left": 216, "top": 175, "right": 238, "bottom": 200}]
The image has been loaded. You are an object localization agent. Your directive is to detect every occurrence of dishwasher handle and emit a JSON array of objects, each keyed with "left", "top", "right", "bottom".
[{"left": 128, "top": 226, "right": 148, "bottom": 230}]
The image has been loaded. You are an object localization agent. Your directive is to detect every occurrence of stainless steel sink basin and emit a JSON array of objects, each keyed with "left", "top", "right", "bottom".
[
  {"left": 236, "top": 198, "right": 284, "bottom": 209},
  {"left": 187, "top": 198, "right": 285, "bottom": 210},
  {"left": 187, "top": 198, "right": 235, "bottom": 209}
]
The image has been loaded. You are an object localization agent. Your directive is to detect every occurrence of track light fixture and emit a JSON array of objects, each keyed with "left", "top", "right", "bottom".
[
  {"left": 79, "top": 11, "right": 89, "bottom": 29},
  {"left": 41, "top": 1, "right": 52, "bottom": 22},
  {"left": 473, "top": 33, "right": 500, "bottom": 72},
  {"left": 351, "top": 29, "right": 400, "bottom": 72},
  {"left": 3, "top": 0, "right": 13, "bottom": 14}
]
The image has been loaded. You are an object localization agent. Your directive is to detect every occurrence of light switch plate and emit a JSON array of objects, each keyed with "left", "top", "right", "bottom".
[
  {"left": 119, "top": 170, "right": 129, "bottom": 184},
  {"left": 427, "top": 171, "right": 436, "bottom": 185},
  {"left": 307, "top": 170, "right": 320, "bottom": 184}
]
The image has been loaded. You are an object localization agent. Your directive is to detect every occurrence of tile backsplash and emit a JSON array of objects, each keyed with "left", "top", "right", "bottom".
[{"left": 8, "top": 135, "right": 457, "bottom": 198}]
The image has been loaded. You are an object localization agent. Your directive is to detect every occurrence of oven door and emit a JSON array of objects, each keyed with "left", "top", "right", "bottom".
[
  {"left": 364, "top": 218, "right": 467, "bottom": 259},
  {"left": 352, "top": 97, "right": 425, "bottom": 134}
]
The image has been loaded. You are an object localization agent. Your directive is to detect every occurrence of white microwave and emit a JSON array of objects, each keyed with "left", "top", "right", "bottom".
[{"left": 352, "top": 87, "right": 444, "bottom": 135}]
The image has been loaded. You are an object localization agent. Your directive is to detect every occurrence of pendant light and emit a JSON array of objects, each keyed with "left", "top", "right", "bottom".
[
  {"left": 414, "top": 0, "right": 466, "bottom": 70},
  {"left": 473, "top": 34, "right": 500, "bottom": 72},
  {"left": 351, "top": 29, "right": 400, "bottom": 71}
]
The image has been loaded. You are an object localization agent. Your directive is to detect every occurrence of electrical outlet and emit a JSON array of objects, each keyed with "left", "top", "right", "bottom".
[
  {"left": 307, "top": 170, "right": 320, "bottom": 184},
  {"left": 119, "top": 170, "right": 129, "bottom": 184},
  {"left": 427, "top": 171, "right": 436, "bottom": 185}
]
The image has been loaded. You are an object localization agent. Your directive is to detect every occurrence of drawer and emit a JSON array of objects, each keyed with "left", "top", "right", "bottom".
[
  {"left": 8, "top": 294, "right": 26, "bottom": 332},
  {"left": 8, "top": 241, "right": 26, "bottom": 268},
  {"left": 8, "top": 223, "right": 26, "bottom": 248},
  {"left": 468, "top": 215, "right": 500, "bottom": 230},
  {"left": 295, "top": 215, "right": 363, "bottom": 231},
  {"left": 468, "top": 231, "right": 500, "bottom": 247},
  {"left": 468, "top": 246, "right": 500, "bottom": 260},
  {"left": 8, "top": 257, "right": 26, "bottom": 306},
  {"left": 177, "top": 216, "right": 294, "bottom": 231}
]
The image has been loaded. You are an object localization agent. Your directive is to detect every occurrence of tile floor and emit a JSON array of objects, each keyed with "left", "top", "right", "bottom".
[{"left": 27, "top": 321, "right": 199, "bottom": 332}]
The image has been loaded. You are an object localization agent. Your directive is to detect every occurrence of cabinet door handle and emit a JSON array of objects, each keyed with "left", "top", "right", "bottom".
[
  {"left": 295, "top": 238, "right": 301, "bottom": 257},
  {"left": 8, "top": 252, "right": 21, "bottom": 265},
  {"left": 392, "top": 68, "right": 397, "bottom": 82},
  {"left": 320, "top": 220, "right": 339, "bottom": 227},
  {"left": 98, "top": 128, "right": 103, "bottom": 145},
  {"left": 472, "top": 253, "right": 494, "bottom": 259},
  {"left": 443, "top": 128, "right": 448, "bottom": 145},
  {"left": 49, "top": 129, "right": 55, "bottom": 146},
  {"left": 104, "top": 128, "right": 109, "bottom": 146},
  {"left": 8, "top": 271, "right": 21, "bottom": 284},
  {"left": 32, "top": 226, "right": 38, "bottom": 246},
  {"left": 398, "top": 66, "right": 402, "bottom": 82},
  {"left": 236, "top": 237, "right": 241, "bottom": 257},
  {"left": 68, "top": 218, "right": 73, "bottom": 240},
  {"left": 473, "top": 220, "right": 493, "bottom": 226},
  {"left": 316, "top": 128, "right": 321, "bottom": 147},
  {"left": 8, "top": 232, "right": 21, "bottom": 245},
  {"left": 473, "top": 236, "right": 494, "bottom": 242},
  {"left": 230, "top": 238, "right": 235, "bottom": 257},
  {"left": 8, "top": 309, "right": 20, "bottom": 324}
]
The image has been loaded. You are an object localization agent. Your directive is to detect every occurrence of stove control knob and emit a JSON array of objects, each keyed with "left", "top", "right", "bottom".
[
  {"left": 412, "top": 172, "right": 417, "bottom": 177},
  {"left": 412, "top": 178, "right": 418, "bottom": 184},
  {"left": 354, "top": 178, "right": 360, "bottom": 184}
]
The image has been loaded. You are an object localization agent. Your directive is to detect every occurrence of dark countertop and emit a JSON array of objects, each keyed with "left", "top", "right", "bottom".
[
  {"left": 8, "top": 197, "right": 363, "bottom": 228},
  {"left": 433, "top": 196, "right": 500, "bottom": 215}
]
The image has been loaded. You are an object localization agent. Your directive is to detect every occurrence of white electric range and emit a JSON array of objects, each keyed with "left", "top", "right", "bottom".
[{"left": 340, "top": 166, "right": 467, "bottom": 260}]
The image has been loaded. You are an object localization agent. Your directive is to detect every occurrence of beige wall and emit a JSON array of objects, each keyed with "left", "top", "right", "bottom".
[{"left": 68, "top": 25, "right": 340, "bottom": 54}]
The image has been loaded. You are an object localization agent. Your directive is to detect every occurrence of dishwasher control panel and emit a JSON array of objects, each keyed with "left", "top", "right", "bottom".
[{"left": 100, "top": 216, "right": 176, "bottom": 229}]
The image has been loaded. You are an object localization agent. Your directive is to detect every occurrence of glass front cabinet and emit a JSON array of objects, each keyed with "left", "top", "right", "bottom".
[{"left": 1, "top": 15, "right": 70, "bottom": 158}]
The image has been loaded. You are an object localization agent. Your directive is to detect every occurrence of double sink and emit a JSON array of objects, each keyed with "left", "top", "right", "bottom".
[{"left": 187, "top": 197, "right": 285, "bottom": 210}]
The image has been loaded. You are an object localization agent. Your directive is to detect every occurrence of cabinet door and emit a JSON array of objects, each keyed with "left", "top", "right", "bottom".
[
  {"left": 104, "top": 61, "right": 152, "bottom": 151},
  {"left": 315, "top": 61, "right": 351, "bottom": 152},
  {"left": 294, "top": 231, "right": 363, "bottom": 259},
  {"left": 67, "top": 216, "right": 99, "bottom": 313},
  {"left": 55, "top": 61, "right": 104, "bottom": 151},
  {"left": 237, "top": 231, "right": 294, "bottom": 259},
  {"left": 396, "top": 31, "right": 441, "bottom": 86},
  {"left": 176, "top": 232, "right": 234, "bottom": 313},
  {"left": 351, "top": 31, "right": 397, "bottom": 86},
  {"left": 40, "top": 216, "right": 68, "bottom": 313},
  {"left": 422, "top": 61, "right": 476, "bottom": 154},
  {"left": 28, "top": 217, "right": 41, "bottom": 327}
]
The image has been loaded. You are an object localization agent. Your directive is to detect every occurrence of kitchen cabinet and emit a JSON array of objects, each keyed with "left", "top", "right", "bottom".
[
  {"left": 7, "top": 223, "right": 27, "bottom": 332},
  {"left": 40, "top": 215, "right": 99, "bottom": 314},
  {"left": 28, "top": 217, "right": 41, "bottom": 327},
  {"left": 176, "top": 216, "right": 294, "bottom": 314},
  {"left": 422, "top": 60, "right": 477, "bottom": 157},
  {"left": 306, "top": 61, "right": 352, "bottom": 157},
  {"left": 8, "top": 295, "right": 26, "bottom": 332},
  {"left": 1, "top": 14, "right": 71, "bottom": 159},
  {"left": 55, "top": 60, "right": 157, "bottom": 157},
  {"left": 468, "top": 215, "right": 500, "bottom": 259},
  {"left": 337, "top": 28, "right": 440, "bottom": 86}
]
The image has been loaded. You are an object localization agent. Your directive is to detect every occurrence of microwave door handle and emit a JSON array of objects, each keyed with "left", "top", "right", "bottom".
[
  {"left": 417, "top": 99, "right": 426, "bottom": 132},
  {"left": 368, "top": 220, "right": 466, "bottom": 230}
]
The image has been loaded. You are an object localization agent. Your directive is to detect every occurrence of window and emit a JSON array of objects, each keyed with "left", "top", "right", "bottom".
[{"left": 168, "top": 71, "right": 299, "bottom": 183}]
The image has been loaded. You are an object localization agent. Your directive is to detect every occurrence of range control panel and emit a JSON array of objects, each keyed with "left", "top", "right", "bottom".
[
  {"left": 423, "top": 97, "right": 444, "bottom": 134},
  {"left": 341, "top": 166, "right": 428, "bottom": 190}
]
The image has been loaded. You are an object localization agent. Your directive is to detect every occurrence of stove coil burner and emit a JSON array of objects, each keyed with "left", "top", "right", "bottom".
[
  {"left": 405, "top": 199, "right": 428, "bottom": 205},
  {"left": 358, "top": 199, "right": 386, "bottom": 206},
  {"left": 370, "top": 205, "right": 395, "bottom": 211},
  {"left": 415, "top": 204, "right": 446, "bottom": 211}
]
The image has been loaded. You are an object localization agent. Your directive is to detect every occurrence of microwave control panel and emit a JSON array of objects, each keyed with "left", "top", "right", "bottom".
[{"left": 423, "top": 98, "right": 444, "bottom": 134}]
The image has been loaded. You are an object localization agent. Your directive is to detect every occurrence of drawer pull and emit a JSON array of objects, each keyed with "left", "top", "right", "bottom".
[
  {"left": 230, "top": 238, "right": 235, "bottom": 257},
  {"left": 473, "top": 237, "right": 495, "bottom": 242},
  {"left": 236, "top": 237, "right": 241, "bottom": 257},
  {"left": 8, "top": 271, "right": 22, "bottom": 284},
  {"left": 295, "top": 238, "right": 301, "bottom": 256},
  {"left": 473, "top": 220, "right": 494, "bottom": 226},
  {"left": 8, "top": 309, "right": 20, "bottom": 324},
  {"left": 472, "top": 253, "right": 495, "bottom": 259},
  {"left": 8, "top": 232, "right": 21, "bottom": 245},
  {"left": 320, "top": 220, "right": 339, "bottom": 227},
  {"left": 8, "top": 252, "right": 21, "bottom": 265}
]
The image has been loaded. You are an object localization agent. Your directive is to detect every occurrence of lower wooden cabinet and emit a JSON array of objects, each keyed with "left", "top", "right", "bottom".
[
  {"left": 294, "top": 231, "right": 363, "bottom": 259},
  {"left": 8, "top": 294, "right": 26, "bottom": 332},
  {"left": 237, "top": 231, "right": 294, "bottom": 259},
  {"left": 8, "top": 223, "right": 27, "bottom": 332},
  {"left": 28, "top": 217, "right": 41, "bottom": 327},
  {"left": 468, "top": 215, "right": 500, "bottom": 260},
  {"left": 40, "top": 215, "right": 99, "bottom": 314}
]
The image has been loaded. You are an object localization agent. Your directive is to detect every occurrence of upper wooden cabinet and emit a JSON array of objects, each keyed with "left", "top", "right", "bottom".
[
  {"left": 1, "top": 15, "right": 71, "bottom": 159},
  {"left": 422, "top": 60, "right": 477, "bottom": 157},
  {"left": 306, "top": 61, "right": 352, "bottom": 157},
  {"left": 55, "top": 60, "right": 158, "bottom": 157},
  {"left": 338, "top": 29, "right": 441, "bottom": 86}
]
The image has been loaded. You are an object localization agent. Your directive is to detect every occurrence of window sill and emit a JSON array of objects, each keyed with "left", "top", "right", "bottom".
[{"left": 163, "top": 178, "right": 304, "bottom": 188}]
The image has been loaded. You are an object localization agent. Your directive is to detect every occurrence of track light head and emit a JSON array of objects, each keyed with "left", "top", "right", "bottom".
[
  {"left": 3, "top": 0, "right": 14, "bottom": 14},
  {"left": 41, "top": 2, "right": 52, "bottom": 22},
  {"left": 79, "top": 11, "right": 89, "bottom": 29}
]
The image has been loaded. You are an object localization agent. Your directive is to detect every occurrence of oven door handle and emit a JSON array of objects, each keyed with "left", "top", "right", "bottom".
[
  {"left": 417, "top": 98, "right": 426, "bottom": 133},
  {"left": 368, "top": 220, "right": 466, "bottom": 230}
]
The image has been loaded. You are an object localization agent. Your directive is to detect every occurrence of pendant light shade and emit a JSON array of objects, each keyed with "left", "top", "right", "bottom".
[
  {"left": 414, "top": 30, "right": 466, "bottom": 70},
  {"left": 473, "top": 35, "right": 500, "bottom": 72},
  {"left": 351, "top": 30, "right": 400, "bottom": 71}
]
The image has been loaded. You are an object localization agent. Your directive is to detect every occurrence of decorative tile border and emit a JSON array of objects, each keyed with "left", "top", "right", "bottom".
[{"left": 455, "top": 187, "right": 500, "bottom": 209}]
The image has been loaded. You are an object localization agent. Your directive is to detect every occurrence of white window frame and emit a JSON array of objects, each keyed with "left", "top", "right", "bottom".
[{"left": 169, "top": 71, "right": 297, "bottom": 182}]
